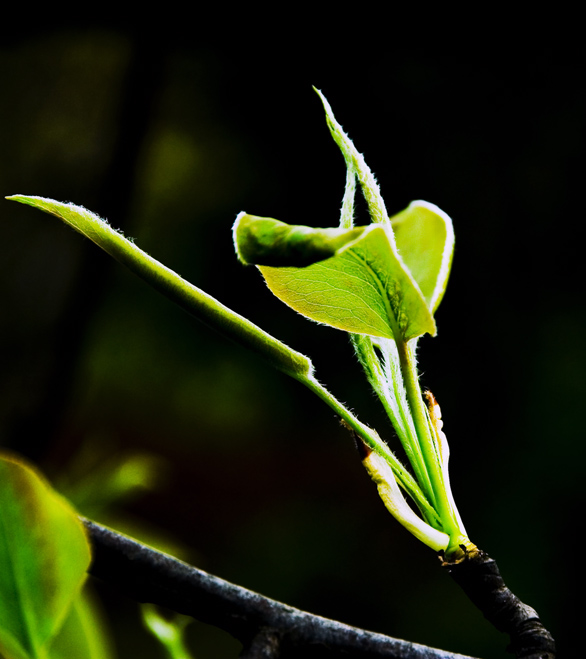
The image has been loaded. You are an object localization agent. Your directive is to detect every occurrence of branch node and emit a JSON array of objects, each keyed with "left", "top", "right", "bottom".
[{"left": 441, "top": 549, "right": 556, "bottom": 658}]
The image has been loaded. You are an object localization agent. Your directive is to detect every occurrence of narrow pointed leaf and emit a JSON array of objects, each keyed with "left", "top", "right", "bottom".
[
  {"left": 6, "top": 195, "right": 313, "bottom": 380},
  {"left": 0, "top": 454, "right": 91, "bottom": 659},
  {"left": 235, "top": 214, "right": 435, "bottom": 341},
  {"left": 314, "top": 88, "right": 391, "bottom": 228},
  {"left": 390, "top": 200, "right": 455, "bottom": 313}
]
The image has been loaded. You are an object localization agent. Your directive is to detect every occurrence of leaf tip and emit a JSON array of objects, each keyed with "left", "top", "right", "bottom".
[
  {"left": 312, "top": 87, "right": 340, "bottom": 131},
  {"left": 6, "top": 193, "right": 32, "bottom": 204},
  {"left": 5, "top": 194, "right": 59, "bottom": 214},
  {"left": 313, "top": 86, "right": 334, "bottom": 118}
]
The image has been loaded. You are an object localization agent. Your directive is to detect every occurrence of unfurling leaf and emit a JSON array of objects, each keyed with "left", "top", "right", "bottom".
[
  {"left": 234, "top": 212, "right": 437, "bottom": 341},
  {"left": 237, "top": 90, "right": 456, "bottom": 344},
  {"left": 0, "top": 454, "right": 91, "bottom": 659},
  {"left": 233, "top": 212, "right": 364, "bottom": 267}
]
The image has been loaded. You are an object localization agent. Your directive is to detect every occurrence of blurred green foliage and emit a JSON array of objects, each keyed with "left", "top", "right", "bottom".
[{"left": 0, "top": 455, "right": 94, "bottom": 659}]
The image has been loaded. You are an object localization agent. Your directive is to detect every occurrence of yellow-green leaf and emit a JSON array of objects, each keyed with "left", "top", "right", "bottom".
[
  {"left": 256, "top": 221, "right": 436, "bottom": 341},
  {"left": 7, "top": 195, "right": 313, "bottom": 380},
  {"left": 48, "top": 587, "right": 115, "bottom": 659},
  {"left": 0, "top": 454, "right": 91, "bottom": 659},
  {"left": 390, "top": 200, "right": 454, "bottom": 314}
]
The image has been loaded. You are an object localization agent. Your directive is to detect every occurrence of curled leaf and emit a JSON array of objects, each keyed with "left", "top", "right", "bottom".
[
  {"left": 233, "top": 212, "right": 364, "bottom": 267},
  {"left": 234, "top": 213, "right": 435, "bottom": 341}
]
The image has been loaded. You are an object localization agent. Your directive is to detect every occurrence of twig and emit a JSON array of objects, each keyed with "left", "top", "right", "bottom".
[
  {"left": 83, "top": 519, "right": 479, "bottom": 659},
  {"left": 441, "top": 549, "right": 555, "bottom": 659}
]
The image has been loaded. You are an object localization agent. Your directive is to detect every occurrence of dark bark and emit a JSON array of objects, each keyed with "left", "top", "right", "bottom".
[
  {"left": 83, "top": 519, "right": 478, "bottom": 659},
  {"left": 441, "top": 549, "right": 555, "bottom": 659},
  {"left": 240, "top": 628, "right": 281, "bottom": 658}
]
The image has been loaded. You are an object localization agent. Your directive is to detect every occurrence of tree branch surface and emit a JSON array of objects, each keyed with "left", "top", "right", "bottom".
[
  {"left": 83, "top": 519, "right": 478, "bottom": 659},
  {"left": 441, "top": 550, "right": 555, "bottom": 659}
]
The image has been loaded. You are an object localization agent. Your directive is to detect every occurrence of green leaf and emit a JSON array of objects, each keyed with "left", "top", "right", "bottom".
[
  {"left": 48, "top": 587, "right": 115, "bottom": 659},
  {"left": 235, "top": 213, "right": 435, "bottom": 341},
  {"left": 0, "top": 454, "right": 91, "bottom": 659},
  {"left": 390, "top": 200, "right": 454, "bottom": 314},
  {"left": 6, "top": 195, "right": 313, "bottom": 380}
]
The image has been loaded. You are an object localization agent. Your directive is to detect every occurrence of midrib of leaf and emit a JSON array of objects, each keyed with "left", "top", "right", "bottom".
[{"left": 0, "top": 502, "right": 37, "bottom": 658}]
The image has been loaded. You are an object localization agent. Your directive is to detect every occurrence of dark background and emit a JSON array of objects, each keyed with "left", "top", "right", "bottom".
[{"left": 0, "top": 22, "right": 582, "bottom": 658}]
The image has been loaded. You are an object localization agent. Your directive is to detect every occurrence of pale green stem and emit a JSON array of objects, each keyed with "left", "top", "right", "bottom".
[
  {"left": 395, "top": 338, "right": 462, "bottom": 540},
  {"left": 361, "top": 263, "right": 440, "bottom": 512},
  {"left": 381, "top": 342, "right": 437, "bottom": 526},
  {"left": 382, "top": 340, "right": 420, "bottom": 457},
  {"left": 350, "top": 335, "right": 433, "bottom": 503}
]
